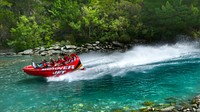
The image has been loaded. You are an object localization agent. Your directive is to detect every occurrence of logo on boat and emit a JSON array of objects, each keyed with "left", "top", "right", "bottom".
[
  {"left": 41, "top": 65, "right": 75, "bottom": 71},
  {"left": 52, "top": 70, "right": 65, "bottom": 75}
]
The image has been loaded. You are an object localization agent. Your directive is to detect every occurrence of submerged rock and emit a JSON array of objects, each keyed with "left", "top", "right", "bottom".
[
  {"left": 78, "top": 103, "right": 84, "bottom": 107},
  {"left": 142, "top": 101, "right": 155, "bottom": 107},
  {"left": 160, "top": 106, "right": 175, "bottom": 112}
]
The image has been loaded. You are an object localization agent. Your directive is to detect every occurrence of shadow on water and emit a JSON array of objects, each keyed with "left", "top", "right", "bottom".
[{"left": 17, "top": 77, "right": 47, "bottom": 85}]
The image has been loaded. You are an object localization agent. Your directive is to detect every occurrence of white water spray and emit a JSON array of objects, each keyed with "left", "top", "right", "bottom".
[{"left": 47, "top": 42, "right": 199, "bottom": 82}]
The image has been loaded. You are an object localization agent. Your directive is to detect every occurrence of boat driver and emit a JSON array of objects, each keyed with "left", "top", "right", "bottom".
[{"left": 39, "top": 59, "right": 48, "bottom": 68}]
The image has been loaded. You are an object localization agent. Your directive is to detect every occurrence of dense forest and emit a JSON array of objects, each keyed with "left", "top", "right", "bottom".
[{"left": 1, "top": 0, "right": 200, "bottom": 52}]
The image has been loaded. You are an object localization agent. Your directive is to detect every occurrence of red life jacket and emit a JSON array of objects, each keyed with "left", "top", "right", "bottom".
[
  {"left": 43, "top": 63, "right": 48, "bottom": 68},
  {"left": 64, "top": 55, "right": 70, "bottom": 62},
  {"left": 57, "top": 58, "right": 65, "bottom": 65},
  {"left": 50, "top": 60, "right": 55, "bottom": 66}
]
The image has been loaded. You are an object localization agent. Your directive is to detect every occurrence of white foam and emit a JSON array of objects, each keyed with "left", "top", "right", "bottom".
[{"left": 47, "top": 42, "right": 199, "bottom": 82}]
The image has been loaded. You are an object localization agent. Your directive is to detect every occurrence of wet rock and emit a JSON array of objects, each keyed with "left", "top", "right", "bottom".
[
  {"left": 48, "top": 47, "right": 54, "bottom": 50},
  {"left": 87, "top": 46, "right": 94, "bottom": 50},
  {"left": 112, "top": 41, "right": 124, "bottom": 47},
  {"left": 14, "top": 40, "right": 136, "bottom": 56},
  {"left": 160, "top": 106, "right": 175, "bottom": 112},
  {"left": 92, "top": 44, "right": 97, "bottom": 46},
  {"left": 47, "top": 50, "right": 54, "bottom": 56},
  {"left": 108, "top": 45, "right": 112, "bottom": 49},
  {"left": 6, "top": 52, "right": 16, "bottom": 55},
  {"left": 175, "top": 105, "right": 183, "bottom": 111},
  {"left": 0, "top": 53, "right": 6, "bottom": 56},
  {"left": 195, "top": 95, "right": 200, "bottom": 99},
  {"left": 139, "top": 108, "right": 149, "bottom": 112},
  {"left": 53, "top": 45, "right": 60, "bottom": 50},
  {"left": 85, "top": 43, "right": 92, "bottom": 47},
  {"left": 40, "top": 46, "right": 45, "bottom": 51},
  {"left": 197, "top": 108, "right": 200, "bottom": 112},
  {"left": 192, "top": 108, "right": 197, "bottom": 112},
  {"left": 40, "top": 52, "right": 47, "bottom": 56},
  {"left": 60, "top": 47, "right": 65, "bottom": 51},
  {"left": 51, "top": 50, "right": 61, "bottom": 55},
  {"left": 182, "top": 108, "right": 190, "bottom": 112},
  {"left": 193, "top": 95, "right": 200, "bottom": 105},
  {"left": 65, "top": 45, "right": 77, "bottom": 49},
  {"left": 95, "top": 41, "right": 100, "bottom": 44},
  {"left": 82, "top": 47, "right": 87, "bottom": 51},
  {"left": 34, "top": 51, "right": 40, "bottom": 55},
  {"left": 65, "top": 49, "right": 76, "bottom": 53},
  {"left": 191, "top": 104, "right": 198, "bottom": 109},
  {"left": 96, "top": 46, "right": 100, "bottom": 50},
  {"left": 35, "top": 47, "right": 40, "bottom": 51},
  {"left": 19, "top": 49, "right": 33, "bottom": 55}
]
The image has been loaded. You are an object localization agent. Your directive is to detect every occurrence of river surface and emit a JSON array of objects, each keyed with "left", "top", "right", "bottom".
[{"left": 1, "top": 42, "right": 200, "bottom": 111}]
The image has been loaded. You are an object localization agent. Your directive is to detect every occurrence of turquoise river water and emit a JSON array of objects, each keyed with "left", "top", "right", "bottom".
[{"left": 1, "top": 42, "right": 200, "bottom": 111}]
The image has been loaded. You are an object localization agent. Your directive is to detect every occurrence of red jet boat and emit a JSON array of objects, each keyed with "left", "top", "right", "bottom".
[{"left": 22, "top": 54, "right": 85, "bottom": 77}]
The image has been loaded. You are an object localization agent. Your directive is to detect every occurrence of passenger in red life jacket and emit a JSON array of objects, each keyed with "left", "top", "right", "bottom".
[
  {"left": 49, "top": 58, "right": 56, "bottom": 66},
  {"left": 64, "top": 54, "right": 70, "bottom": 64},
  {"left": 70, "top": 56, "right": 74, "bottom": 62},
  {"left": 57, "top": 55, "right": 65, "bottom": 66}
]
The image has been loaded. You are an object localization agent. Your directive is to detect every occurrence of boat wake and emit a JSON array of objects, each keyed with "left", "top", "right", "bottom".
[{"left": 47, "top": 42, "right": 200, "bottom": 82}]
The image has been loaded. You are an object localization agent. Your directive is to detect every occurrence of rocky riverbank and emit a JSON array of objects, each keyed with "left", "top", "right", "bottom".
[
  {"left": 29, "top": 95, "right": 200, "bottom": 112},
  {"left": 110, "top": 95, "right": 200, "bottom": 112},
  {"left": 1, "top": 41, "right": 139, "bottom": 56},
  {"left": 143, "top": 95, "right": 200, "bottom": 112},
  {"left": 0, "top": 49, "right": 16, "bottom": 56}
]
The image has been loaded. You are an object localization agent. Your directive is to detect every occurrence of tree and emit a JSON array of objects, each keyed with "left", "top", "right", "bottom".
[
  {"left": 0, "top": 0, "right": 15, "bottom": 46},
  {"left": 81, "top": 5, "right": 100, "bottom": 39},
  {"left": 48, "top": 0, "right": 81, "bottom": 42},
  {"left": 142, "top": 0, "right": 200, "bottom": 42},
  {"left": 93, "top": 0, "right": 141, "bottom": 42},
  {"left": 9, "top": 16, "right": 53, "bottom": 52}
]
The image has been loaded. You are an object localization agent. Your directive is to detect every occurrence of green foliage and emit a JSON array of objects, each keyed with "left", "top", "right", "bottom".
[
  {"left": 80, "top": 0, "right": 141, "bottom": 42},
  {"left": 81, "top": 5, "right": 100, "bottom": 38},
  {"left": 142, "top": 0, "right": 200, "bottom": 41},
  {"left": 118, "top": 34, "right": 131, "bottom": 43},
  {"left": 9, "top": 16, "right": 53, "bottom": 52},
  {"left": 1, "top": 0, "right": 200, "bottom": 50},
  {"left": 156, "top": 1, "right": 198, "bottom": 32},
  {"left": 0, "top": 0, "right": 15, "bottom": 45},
  {"left": 48, "top": 0, "right": 81, "bottom": 41},
  {"left": 192, "top": 30, "right": 200, "bottom": 39}
]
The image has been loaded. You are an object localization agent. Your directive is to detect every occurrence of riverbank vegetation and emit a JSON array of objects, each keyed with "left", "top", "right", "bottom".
[{"left": 1, "top": 0, "right": 200, "bottom": 52}]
